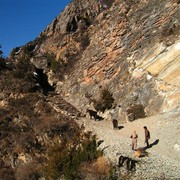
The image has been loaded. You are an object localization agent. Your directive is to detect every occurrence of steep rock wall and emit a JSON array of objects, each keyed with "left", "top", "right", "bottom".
[{"left": 19, "top": 0, "right": 180, "bottom": 116}]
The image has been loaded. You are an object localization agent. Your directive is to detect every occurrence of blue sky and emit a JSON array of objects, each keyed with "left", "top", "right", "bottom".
[{"left": 0, "top": 0, "right": 71, "bottom": 57}]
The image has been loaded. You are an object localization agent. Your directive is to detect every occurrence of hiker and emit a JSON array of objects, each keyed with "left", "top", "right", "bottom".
[
  {"left": 144, "top": 126, "right": 150, "bottom": 148},
  {"left": 130, "top": 130, "right": 138, "bottom": 150}
]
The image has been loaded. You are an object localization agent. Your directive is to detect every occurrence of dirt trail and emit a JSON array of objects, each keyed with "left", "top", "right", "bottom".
[{"left": 76, "top": 111, "right": 180, "bottom": 179}]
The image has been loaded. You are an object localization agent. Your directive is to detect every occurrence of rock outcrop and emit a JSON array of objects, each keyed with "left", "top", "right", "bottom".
[{"left": 26, "top": 0, "right": 180, "bottom": 118}]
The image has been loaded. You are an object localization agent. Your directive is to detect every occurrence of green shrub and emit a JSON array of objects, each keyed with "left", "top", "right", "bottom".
[
  {"left": 0, "top": 58, "right": 6, "bottom": 70},
  {"left": 44, "top": 134, "right": 102, "bottom": 179},
  {"left": 0, "top": 54, "right": 37, "bottom": 93},
  {"left": 13, "top": 57, "right": 34, "bottom": 79},
  {"left": 45, "top": 53, "right": 61, "bottom": 73},
  {"left": 23, "top": 42, "right": 36, "bottom": 57},
  {"left": 93, "top": 88, "right": 114, "bottom": 113},
  {"left": 10, "top": 47, "right": 20, "bottom": 58}
]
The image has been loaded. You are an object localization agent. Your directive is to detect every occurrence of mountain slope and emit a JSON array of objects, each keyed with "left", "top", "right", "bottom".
[
  {"left": 1, "top": 0, "right": 179, "bottom": 179},
  {"left": 12, "top": 0, "right": 179, "bottom": 117}
]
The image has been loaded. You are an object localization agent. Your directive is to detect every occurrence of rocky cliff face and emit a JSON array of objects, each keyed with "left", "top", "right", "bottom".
[
  {"left": 25, "top": 0, "right": 179, "bottom": 118},
  {"left": 8, "top": 0, "right": 180, "bottom": 117},
  {"left": 1, "top": 0, "right": 179, "bottom": 178}
]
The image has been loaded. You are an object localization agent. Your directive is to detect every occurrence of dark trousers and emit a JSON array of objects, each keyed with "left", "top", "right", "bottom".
[
  {"left": 145, "top": 139, "right": 149, "bottom": 147},
  {"left": 112, "top": 119, "right": 118, "bottom": 129}
]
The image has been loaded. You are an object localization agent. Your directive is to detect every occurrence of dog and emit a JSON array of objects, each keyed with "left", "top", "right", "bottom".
[
  {"left": 133, "top": 148, "right": 148, "bottom": 158},
  {"left": 86, "top": 109, "right": 98, "bottom": 120}
]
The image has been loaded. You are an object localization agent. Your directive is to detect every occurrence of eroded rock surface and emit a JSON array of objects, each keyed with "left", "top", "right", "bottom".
[{"left": 30, "top": 0, "right": 180, "bottom": 117}]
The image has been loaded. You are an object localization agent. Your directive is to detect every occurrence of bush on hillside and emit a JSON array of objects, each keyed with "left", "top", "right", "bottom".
[
  {"left": 23, "top": 42, "right": 37, "bottom": 57},
  {"left": 93, "top": 88, "right": 114, "bottom": 113},
  {"left": 13, "top": 56, "right": 34, "bottom": 79},
  {"left": 0, "top": 58, "right": 6, "bottom": 70},
  {"left": 45, "top": 52, "right": 61, "bottom": 73},
  {"left": 44, "top": 133, "right": 102, "bottom": 179}
]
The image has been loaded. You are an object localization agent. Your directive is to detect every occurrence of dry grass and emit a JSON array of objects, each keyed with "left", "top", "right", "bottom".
[{"left": 79, "top": 156, "right": 111, "bottom": 179}]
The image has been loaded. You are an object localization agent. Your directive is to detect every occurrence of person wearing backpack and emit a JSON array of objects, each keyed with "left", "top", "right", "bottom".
[{"left": 144, "top": 126, "right": 150, "bottom": 148}]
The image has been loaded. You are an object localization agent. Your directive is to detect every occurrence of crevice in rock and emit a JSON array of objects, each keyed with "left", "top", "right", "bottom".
[
  {"left": 33, "top": 68, "right": 54, "bottom": 95},
  {"left": 66, "top": 16, "right": 78, "bottom": 33}
]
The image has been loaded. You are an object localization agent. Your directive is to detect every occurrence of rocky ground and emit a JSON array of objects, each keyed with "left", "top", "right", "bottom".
[{"left": 76, "top": 110, "right": 180, "bottom": 179}]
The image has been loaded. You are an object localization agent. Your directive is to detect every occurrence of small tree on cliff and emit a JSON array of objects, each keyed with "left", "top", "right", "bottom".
[{"left": 93, "top": 88, "right": 114, "bottom": 113}]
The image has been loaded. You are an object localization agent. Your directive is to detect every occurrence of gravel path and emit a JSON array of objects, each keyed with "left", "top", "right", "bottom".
[{"left": 76, "top": 111, "right": 180, "bottom": 179}]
